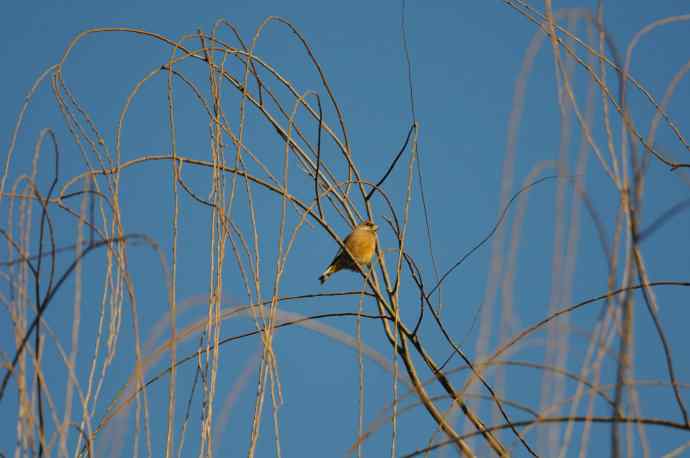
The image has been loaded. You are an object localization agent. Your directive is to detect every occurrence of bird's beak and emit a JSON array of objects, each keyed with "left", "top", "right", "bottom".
[{"left": 371, "top": 224, "right": 379, "bottom": 232}]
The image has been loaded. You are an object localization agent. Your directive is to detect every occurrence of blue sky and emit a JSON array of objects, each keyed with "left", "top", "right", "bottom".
[{"left": 1, "top": 1, "right": 689, "bottom": 457}]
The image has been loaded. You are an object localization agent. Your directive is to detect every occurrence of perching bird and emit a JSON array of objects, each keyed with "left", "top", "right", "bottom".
[{"left": 319, "top": 220, "right": 378, "bottom": 284}]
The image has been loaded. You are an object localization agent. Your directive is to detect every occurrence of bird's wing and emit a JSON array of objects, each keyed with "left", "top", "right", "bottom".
[{"left": 327, "top": 233, "right": 352, "bottom": 265}]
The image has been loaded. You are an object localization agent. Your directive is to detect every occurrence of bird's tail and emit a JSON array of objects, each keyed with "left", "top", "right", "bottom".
[{"left": 319, "top": 264, "right": 337, "bottom": 284}]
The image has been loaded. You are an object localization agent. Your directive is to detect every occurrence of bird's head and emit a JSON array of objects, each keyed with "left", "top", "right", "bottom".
[{"left": 359, "top": 220, "right": 378, "bottom": 232}]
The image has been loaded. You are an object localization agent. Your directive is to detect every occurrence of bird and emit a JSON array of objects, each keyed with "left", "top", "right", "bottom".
[{"left": 319, "top": 220, "right": 378, "bottom": 284}]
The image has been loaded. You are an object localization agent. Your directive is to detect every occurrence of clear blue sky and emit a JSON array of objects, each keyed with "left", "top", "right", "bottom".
[{"left": 1, "top": 1, "right": 689, "bottom": 457}]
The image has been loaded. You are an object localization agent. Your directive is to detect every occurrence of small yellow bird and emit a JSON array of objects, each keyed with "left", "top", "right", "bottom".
[{"left": 319, "top": 220, "right": 378, "bottom": 284}]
